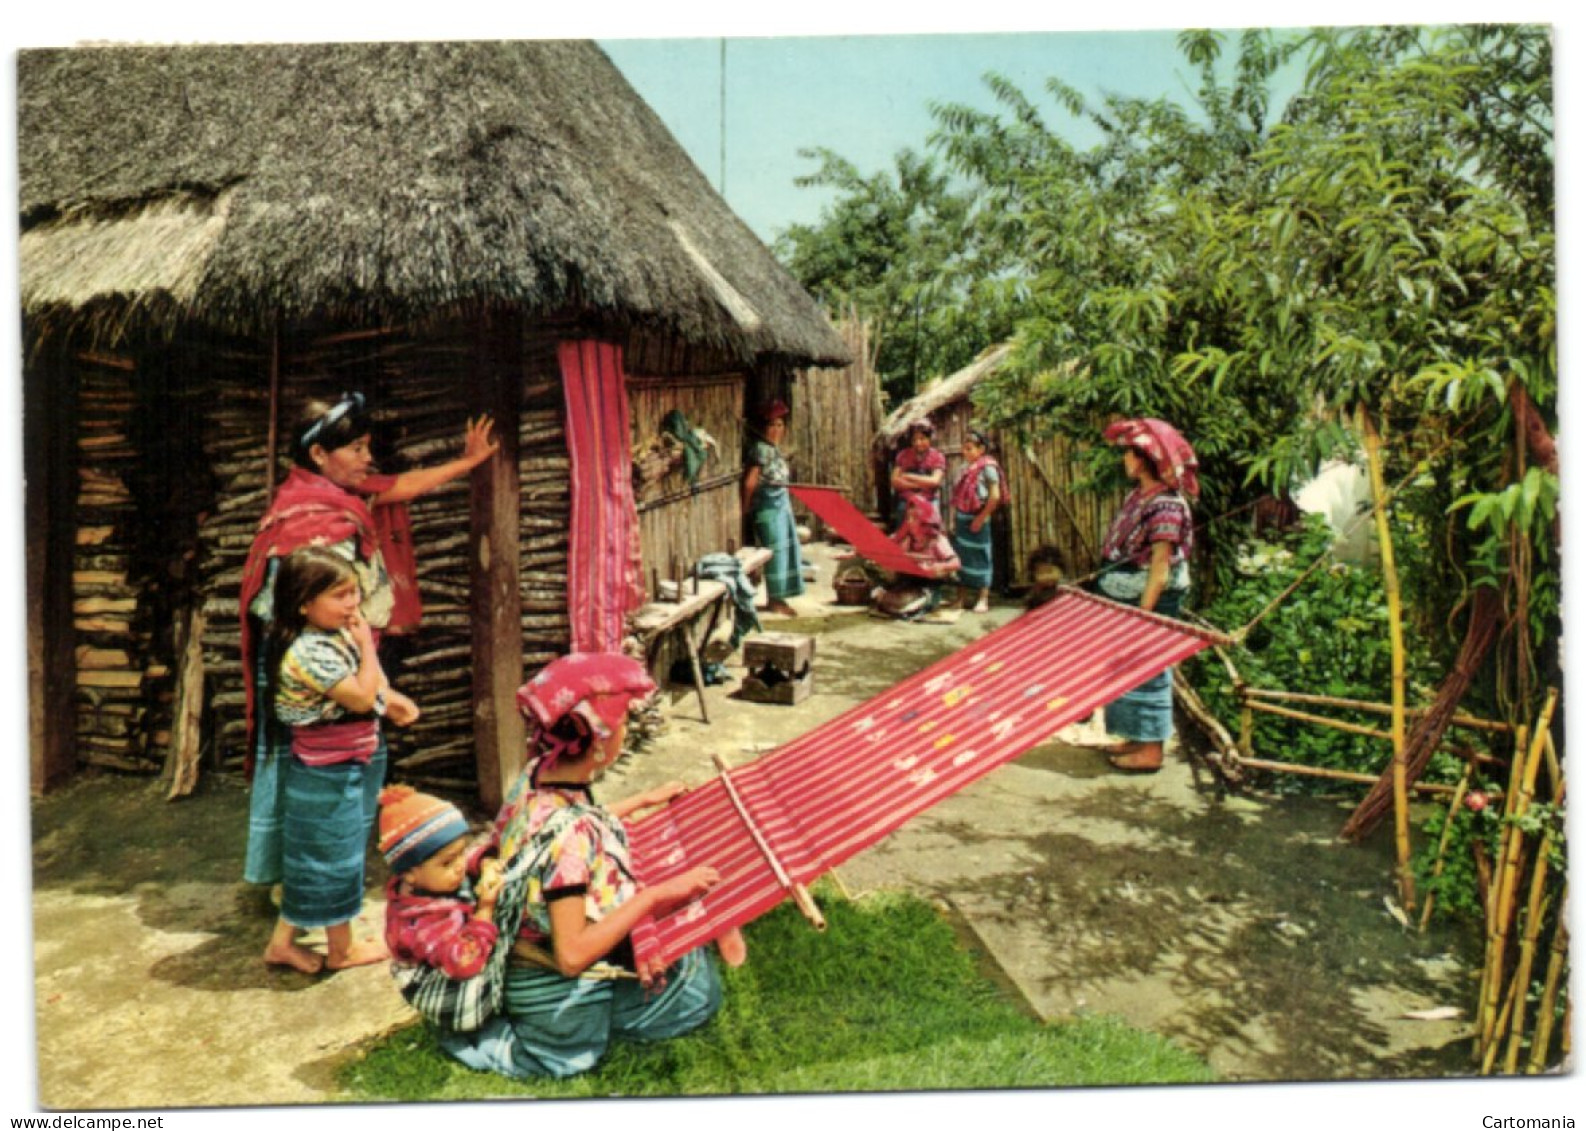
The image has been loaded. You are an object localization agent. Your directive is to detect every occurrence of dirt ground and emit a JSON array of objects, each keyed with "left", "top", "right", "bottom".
[{"left": 28, "top": 542, "right": 1496, "bottom": 1110}]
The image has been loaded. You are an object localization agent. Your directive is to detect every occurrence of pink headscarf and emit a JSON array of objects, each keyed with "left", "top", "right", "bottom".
[
  {"left": 1103, "top": 418, "right": 1201, "bottom": 499},
  {"left": 516, "top": 652, "right": 657, "bottom": 767}
]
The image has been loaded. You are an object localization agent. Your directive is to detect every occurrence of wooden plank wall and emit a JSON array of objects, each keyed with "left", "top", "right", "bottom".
[
  {"left": 789, "top": 318, "right": 880, "bottom": 536},
  {"left": 879, "top": 399, "right": 1119, "bottom": 589},
  {"left": 628, "top": 374, "right": 747, "bottom": 595}
]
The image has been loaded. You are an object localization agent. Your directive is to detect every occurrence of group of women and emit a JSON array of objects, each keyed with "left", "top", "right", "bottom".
[{"left": 242, "top": 386, "right": 1197, "bottom": 1078}]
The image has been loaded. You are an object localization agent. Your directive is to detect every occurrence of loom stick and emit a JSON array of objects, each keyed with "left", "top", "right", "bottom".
[{"left": 712, "top": 752, "right": 827, "bottom": 932}]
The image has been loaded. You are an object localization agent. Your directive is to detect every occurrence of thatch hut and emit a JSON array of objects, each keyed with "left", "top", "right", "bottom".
[
  {"left": 876, "top": 344, "right": 1118, "bottom": 591},
  {"left": 20, "top": 39, "right": 848, "bottom": 805}
]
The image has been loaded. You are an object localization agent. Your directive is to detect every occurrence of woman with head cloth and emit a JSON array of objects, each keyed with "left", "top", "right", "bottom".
[
  {"left": 1094, "top": 417, "right": 1199, "bottom": 774},
  {"left": 947, "top": 428, "right": 1004, "bottom": 613},
  {"left": 742, "top": 399, "right": 805, "bottom": 616},
  {"left": 436, "top": 652, "right": 742, "bottom": 1079},
  {"left": 240, "top": 391, "right": 498, "bottom": 973},
  {"left": 890, "top": 418, "right": 947, "bottom": 530}
]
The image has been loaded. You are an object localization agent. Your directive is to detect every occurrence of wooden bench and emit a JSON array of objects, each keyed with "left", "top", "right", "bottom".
[{"left": 628, "top": 546, "right": 773, "bottom": 722}]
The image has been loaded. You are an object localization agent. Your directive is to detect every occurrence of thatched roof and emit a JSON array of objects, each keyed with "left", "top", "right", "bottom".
[
  {"left": 19, "top": 40, "right": 849, "bottom": 366},
  {"left": 877, "top": 342, "right": 1015, "bottom": 446}
]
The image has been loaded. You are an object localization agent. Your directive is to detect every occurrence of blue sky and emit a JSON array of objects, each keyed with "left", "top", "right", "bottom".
[{"left": 600, "top": 30, "right": 1289, "bottom": 243}]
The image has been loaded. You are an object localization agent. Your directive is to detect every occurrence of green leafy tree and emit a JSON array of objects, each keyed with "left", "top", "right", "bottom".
[{"left": 774, "top": 147, "right": 1023, "bottom": 402}]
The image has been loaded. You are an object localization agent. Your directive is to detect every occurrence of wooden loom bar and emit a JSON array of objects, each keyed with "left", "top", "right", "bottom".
[{"left": 711, "top": 753, "right": 826, "bottom": 932}]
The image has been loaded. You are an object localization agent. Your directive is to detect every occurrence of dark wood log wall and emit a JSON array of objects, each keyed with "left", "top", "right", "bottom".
[{"left": 35, "top": 316, "right": 575, "bottom": 794}]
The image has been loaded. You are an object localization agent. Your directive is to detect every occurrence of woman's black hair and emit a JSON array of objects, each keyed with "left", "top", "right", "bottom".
[
  {"left": 1128, "top": 445, "right": 1161, "bottom": 479},
  {"left": 965, "top": 428, "right": 991, "bottom": 451},
  {"left": 260, "top": 546, "right": 360, "bottom": 709},
  {"left": 293, "top": 392, "right": 373, "bottom": 468}
]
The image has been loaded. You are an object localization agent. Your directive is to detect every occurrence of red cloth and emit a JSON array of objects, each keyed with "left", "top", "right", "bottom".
[
  {"left": 625, "top": 588, "right": 1224, "bottom": 968},
  {"left": 788, "top": 485, "right": 940, "bottom": 578},
  {"left": 238, "top": 467, "right": 382, "bottom": 776},
  {"left": 371, "top": 490, "right": 423, "bottom": 632},
  {"left": 560, "top": 341, "right": 645, "bottom": 652},
  {"left": 383, "top": 879, "right": 500, "bottom": 980},
  {"left": 1103, "top": 418, "right": 1200, "bottom": 499}
]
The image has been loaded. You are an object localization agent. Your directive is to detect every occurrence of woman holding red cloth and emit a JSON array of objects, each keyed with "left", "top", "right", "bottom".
[{"left": 242, "top": 391, "right": 498, "bottom": 973}]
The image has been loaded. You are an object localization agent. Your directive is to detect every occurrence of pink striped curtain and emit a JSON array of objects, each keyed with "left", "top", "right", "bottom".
[{"left": 559, "top": 340, "right": 646, "bottom": 653}]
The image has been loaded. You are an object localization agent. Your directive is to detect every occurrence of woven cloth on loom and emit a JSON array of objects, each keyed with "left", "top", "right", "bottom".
[
  {"left": 560, "top": 341, "right": 646, "bottom": 652},
  {"left": 788, "top": 484, "right": 939, "bottom": 578},
  {"left": 626, "top": 586, "right": 1228, "bottom": 968}
]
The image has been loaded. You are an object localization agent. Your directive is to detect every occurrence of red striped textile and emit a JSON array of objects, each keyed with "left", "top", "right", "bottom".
[
  {"left": 560, "top": 341, "right": 646, "bottom": 653},
  {"left": 627, "top": 587, "right": 1227, "bottom": 967},
  {"left": 788, "top": 484, "right": 939, "bottom": 578}
]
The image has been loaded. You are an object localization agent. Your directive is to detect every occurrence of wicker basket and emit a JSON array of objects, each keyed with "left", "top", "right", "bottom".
[{"left": 833, "top": 564, "right": 872, "bottom": 606}]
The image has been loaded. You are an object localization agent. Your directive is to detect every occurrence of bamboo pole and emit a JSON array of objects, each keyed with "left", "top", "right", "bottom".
[
  {"left": 1233, "top": 756, "right": 1471, "bottom": 797},
  {"left": 1478, "top": 690, "right": 1557, "bottom": 1052},
  {"left": 1419, "top": 769, "right": 1471, "bottom": 930},
  {"left": 1502, "top": 735, "right": 1567, "bottom": 1072},
  {"left": 1527, "top": 887, "right": 1568, "bottom": 1074},
  {"left": 1358, "top": 403, "right": 1413, "bottom": 909},
  {"left": 1242, "top": 687, "right": 1512, "bottom": 733},
  {"left": 1501, "top": 857, "right": 1556, "bottom": 1072}
]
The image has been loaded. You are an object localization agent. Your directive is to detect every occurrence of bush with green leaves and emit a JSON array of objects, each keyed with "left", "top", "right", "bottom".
[{"left": 1186, "top": 516, "right": 1450, "bottom": 792}]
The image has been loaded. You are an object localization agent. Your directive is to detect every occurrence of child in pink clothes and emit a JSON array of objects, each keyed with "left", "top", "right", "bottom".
[{"left": 379, "top": 785, "right": 504, "bottom": 979}]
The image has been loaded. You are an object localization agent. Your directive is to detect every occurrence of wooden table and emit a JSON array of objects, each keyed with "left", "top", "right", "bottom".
[{"left": 628, "top": 546, "right": 772, "bottom": 722}]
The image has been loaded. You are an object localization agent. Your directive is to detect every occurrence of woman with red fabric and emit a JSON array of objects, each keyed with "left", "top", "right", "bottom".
[
  {"left": 1094, "top": 418, "right": 1199, "bottom": 775},
  {"left": 242, "top": 391, "right": 498, "bottom": 973}
]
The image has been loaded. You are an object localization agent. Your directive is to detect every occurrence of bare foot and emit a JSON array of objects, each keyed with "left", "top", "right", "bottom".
[
  {"left": 1100, "top": 741, "right": 1141, "bottom": 757},
  {"left": 1108, "top": 743, "right": 1164, "bottom": 774},
  {"left": 716, "top": 927, "right": 748, "bottom": 968},
  {"left": 263, "top": 940, "right": 325, "bottom": 975},
  {"left": 972, "top": 599, "right": 990, "bottom": 614},
  {"left": 765, "top": 601, "right": 797, "bottom": 617},
  {"left": 326, "top": 937, "right": 389, "bottom": 970}
]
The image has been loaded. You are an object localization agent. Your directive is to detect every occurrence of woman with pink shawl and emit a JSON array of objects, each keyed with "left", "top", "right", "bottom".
[
  {"left": 436, "top": 653, "right": 740, "bottom": 1079},
  {"left": 1095, "top": 418, "right": 1199, "bottom": 774}
]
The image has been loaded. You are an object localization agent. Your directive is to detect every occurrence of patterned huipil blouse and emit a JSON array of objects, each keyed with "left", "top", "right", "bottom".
[{"left": 500, "top": 780, "right": 640, "bottom": 965}]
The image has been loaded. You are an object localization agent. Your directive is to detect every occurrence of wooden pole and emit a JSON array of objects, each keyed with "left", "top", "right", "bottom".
[
  {"left": 1527, "top": 887, "right": 1568, "bottom": 1074},
  {"left": 468, "top": 312, "right": 525, "bottom": 812},
  {"left": 713, "top": 752, "right": 826, "bottom": 931},
  {"left": 1358, "top": 403, "right": 1414, "bottom": 909},
  {"left": 1478, "top": 690, "right": 1557, "bottom": 1052},
  {"left": 1232, "top": 757, "right": 1471, "bottom": 797},
  {"left": 1242, "top": 687, "right": 1512, "bottom": 733}
]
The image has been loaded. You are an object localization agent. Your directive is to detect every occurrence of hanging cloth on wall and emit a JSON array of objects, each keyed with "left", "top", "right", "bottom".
[
  {"left": 624, "top": 586, "right": 1231, "bottom": 969},
  {"left": 560, "top": 340, "right": 646, "bottom": 653}
]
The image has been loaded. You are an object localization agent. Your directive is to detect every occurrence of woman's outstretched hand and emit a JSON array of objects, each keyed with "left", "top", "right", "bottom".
[{"left": 462, "top": 415, "right": 501, "bottom": 468}]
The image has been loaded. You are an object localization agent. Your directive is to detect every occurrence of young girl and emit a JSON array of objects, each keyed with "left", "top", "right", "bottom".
[{"left": 262, "top": 546, "right": 419, "bottom": 972}]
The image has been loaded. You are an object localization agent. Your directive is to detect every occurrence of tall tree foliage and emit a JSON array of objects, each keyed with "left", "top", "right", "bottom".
[
  {"left": 937, "top": 26, "right": 1555, "bottom": 714},
  {"left": 773, "top": 147, "right": 1023, "bottom": 403}
]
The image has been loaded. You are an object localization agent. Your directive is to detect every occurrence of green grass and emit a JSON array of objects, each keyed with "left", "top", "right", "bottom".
[{"left": 340, "top": 889, "right": 1215, "bottom": 1099}]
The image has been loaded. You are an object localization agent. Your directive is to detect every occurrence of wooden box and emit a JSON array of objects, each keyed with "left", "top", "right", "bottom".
[{"left": 741, "top": 632, "right": 814, "bottom": 705}]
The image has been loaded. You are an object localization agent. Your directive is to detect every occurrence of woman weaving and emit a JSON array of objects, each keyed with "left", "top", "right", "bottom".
[
  {"left": 1094, "top": 417, "right": 1198, "bottom": 775},
  {"left": 241, "top": 391, "right": 498, "bottom": 973},
  {"left": 438, "top": 653, "right": 743, "bottom": 1079}
]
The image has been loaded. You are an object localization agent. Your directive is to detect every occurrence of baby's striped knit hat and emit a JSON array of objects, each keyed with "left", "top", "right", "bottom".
[{"left": 378, "top": 784, "right": 470, "bottom": 873}]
